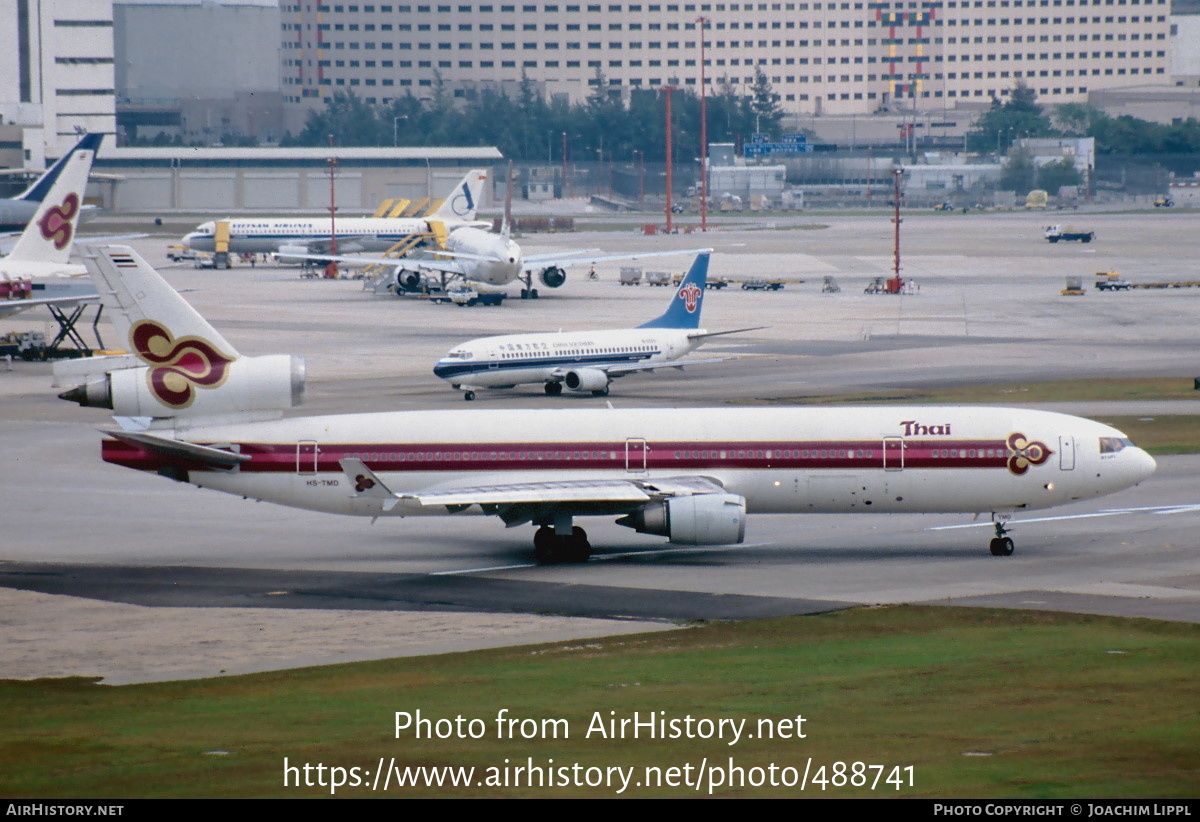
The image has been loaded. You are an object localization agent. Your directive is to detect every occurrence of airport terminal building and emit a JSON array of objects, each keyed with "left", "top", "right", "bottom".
[{"left": 281, "top": 0, "right": 1172, "bottom": 119}]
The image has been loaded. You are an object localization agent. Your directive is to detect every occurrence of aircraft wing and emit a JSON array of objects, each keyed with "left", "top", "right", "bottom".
[
  {"left": 283, "top": 250, "right": 468, "bottom": 277},
  {"left": 340, "top": 458, "right": 724, "bottom": 517},
  {"left": 0, "top": 291, "right": 100, "bottom": 320},
  {"left": 521, "top": 246, "right": 714, "bottom": 273},
  {"left": 548, "top": 356, "right": 732, "bottom": 380}
]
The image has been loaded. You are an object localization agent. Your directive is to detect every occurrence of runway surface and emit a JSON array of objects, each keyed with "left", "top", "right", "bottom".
[{"left": 3, "top": 208, "right": 1199, "bottom": 682}]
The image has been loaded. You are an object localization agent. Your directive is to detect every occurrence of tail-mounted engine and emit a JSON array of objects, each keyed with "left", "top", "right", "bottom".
[
  {"left": 58, "top": 354, "right": 306, "bottom": 421},
  {"left": 617, "top": 493, "right": 747, "bottom": 545}
]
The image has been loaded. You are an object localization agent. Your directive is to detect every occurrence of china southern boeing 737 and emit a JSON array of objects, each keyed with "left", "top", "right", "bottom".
[
  {"left": 58, "top": 245, "right": 1155, "bottom": 563},
  {"left": 434, "top": 252, "right": 757, "bottom": 400}
]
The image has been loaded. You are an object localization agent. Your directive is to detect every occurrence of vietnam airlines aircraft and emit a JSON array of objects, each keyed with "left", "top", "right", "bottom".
[
  {"left": 0, "top": 133, "right": 103, "bottom": 235},
  {"left": 180, "top": 168, "right": 489, "bottom": 257},
  {"left": 434, "top": 251, "right": 758, "bottom": 400},
  {"left": 59, "top": 245, "right": 1156, "bottom": 564},
  {"left": 0, "top": 142, "right": 101, "bottom": 320}
]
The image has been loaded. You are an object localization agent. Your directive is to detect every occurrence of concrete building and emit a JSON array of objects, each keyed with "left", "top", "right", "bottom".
[
  {"left": 90, "top": 139, "right": 502, "bottom": 211},
  {"left": 113, "top": 0, "right": 285, "bottom": 144},
  {"left": 0, "top": 0, "right": 117, "bottom": 165},
  {"left": 280, "top": 0, "right": 1172, "bottom": 123}
]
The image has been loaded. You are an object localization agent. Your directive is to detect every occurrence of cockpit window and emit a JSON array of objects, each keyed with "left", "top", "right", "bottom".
[
  {"left": 447, "top": 350, "right": 473, "bottom": 360},
  {"left": 1099, "top": 437, "right": 1133, "bottom": 454}
]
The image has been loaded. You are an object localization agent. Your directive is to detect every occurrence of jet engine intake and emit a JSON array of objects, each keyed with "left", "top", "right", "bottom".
[
  {"left": 616, "top": 493, "right": 747, "bottom": 545},
  {"left": 395, "top": 269, "right": 423, "bottom": 291},
  {"left": 539, "top": 266, "right": 567, "bottom": 288},
  {"left": 563, "top": 368, "right": 610, "bottom": 392}
]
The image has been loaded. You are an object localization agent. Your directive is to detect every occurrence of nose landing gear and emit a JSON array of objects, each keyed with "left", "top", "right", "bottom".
[{"left": 989, "top": 514, "right": 1015, "bottom": 556}]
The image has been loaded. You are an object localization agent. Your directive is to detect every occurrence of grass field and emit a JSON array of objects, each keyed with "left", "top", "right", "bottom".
[{"left": 2, "top": 607, "right": 1197, "bottom": 798}]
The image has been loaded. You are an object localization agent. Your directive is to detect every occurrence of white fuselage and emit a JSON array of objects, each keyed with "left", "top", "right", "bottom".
[
  {"left": 104, "top": 406, "right": 1155, "bottom": 522},
  {"left": 0, "top": 260, "right": 87, "bottom": 281},
  {"left": 434, "top": 327, "right": 700, "bottom": 389},
  {"left": 440, "top": 225, "right": 524, "bottom": 286},
  {"left": 182, "top": 217, "right": 486, "bottom": 255}
]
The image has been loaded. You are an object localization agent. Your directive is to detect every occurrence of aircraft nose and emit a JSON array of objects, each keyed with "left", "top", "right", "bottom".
[{"left": 1132, "top": 448, "right": 1157, "bottom": 483}]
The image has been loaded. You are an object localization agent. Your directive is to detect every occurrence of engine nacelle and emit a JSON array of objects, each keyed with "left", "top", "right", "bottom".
[
  {"left": 59, "top": 354, "right": 306, "bottom": 420},
  {"left": 539, "top": 266, "right": 567, "bottom": 288},
  {"left": 563, "top": 368, "right": 610, "bottom": 392},
  {"left": 617, "top": 493, "right": 747, "bottom": 545},
  {"left": 395, "top": 269, "right": 423, "bottom": 291}
]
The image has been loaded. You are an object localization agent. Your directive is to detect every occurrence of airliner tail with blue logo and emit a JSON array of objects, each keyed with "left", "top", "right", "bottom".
[{"left": 433, "top": 251, "right": 763, "bottom": 400}]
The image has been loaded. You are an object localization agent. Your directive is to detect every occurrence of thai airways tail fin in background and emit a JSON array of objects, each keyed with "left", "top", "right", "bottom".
[
  {"left": 432, "top": 168, "right": 489, "bottom": 222},
  {"left": 637, "top": 252, "right": 711, "bottom": 330},
  {"left": 7, "top": 142, "right": 98, "bottom": 265},
  {"left": 14, "top": 133, "right": 104, "bottom": 203}
]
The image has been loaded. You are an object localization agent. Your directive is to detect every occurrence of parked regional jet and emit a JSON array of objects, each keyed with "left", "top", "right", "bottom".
[
  {"left": 180, "top": 169, "right": 490, "bottom": 258},
  {"left": 0, "top": 142, "right": 101, "bottom": 320},
  {"left": 59, "top": 245, "right": 1156, "bottom": 563},
  {"left": 434, "top": 251, "right": 756, "bottom": 400},
  {"left": 0, "top": 133, "right": 104, "bottom": 235}
]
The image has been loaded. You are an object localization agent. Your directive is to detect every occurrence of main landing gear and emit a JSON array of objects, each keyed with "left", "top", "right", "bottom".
[
  {"left": 544, "top": 381, "right": 563, "bottom": 396},
  {"left": 989, "top": 513, "right": 1015, "bottom": 556},
  {"left": 534, "top": 524, "right": 591, "bottom": 564}
]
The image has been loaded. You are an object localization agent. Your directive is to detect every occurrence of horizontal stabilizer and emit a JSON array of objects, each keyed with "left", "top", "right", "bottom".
[{"left": 105, "top": 430, "right": 249, "bottom": 469}]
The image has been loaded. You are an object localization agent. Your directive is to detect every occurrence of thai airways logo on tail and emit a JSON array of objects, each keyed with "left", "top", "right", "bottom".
[
  {"left": 37, "top": 193, "right": 80, "bottom": 250},
  {"left": 130, "top": 319, "right": 235, "bottom": 409}
]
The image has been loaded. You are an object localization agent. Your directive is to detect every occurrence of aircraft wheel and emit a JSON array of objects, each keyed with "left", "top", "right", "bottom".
[
  {"left": 544, "top": 382, "right": 563, "bottom": 396},
  {"left": 531, "top": 289, "right": 539, "bottom": 299},
  {"left": 534, "top": 526, "right": 557, "bottom": 564},
  {"left": 520, "top": 289, "right": 530, "bottom": 299},
  {"left": 989, "top": 537, "right": 1015, "bottom": 557},
  {"left": 464, "top": 391, "right": 475, "bottom": 401},
  {"left": 566, "top": 527, "right": 591, "bottom": 563},
  {"left": 591, "top": 386, "right": 609, "bottom": 397}
]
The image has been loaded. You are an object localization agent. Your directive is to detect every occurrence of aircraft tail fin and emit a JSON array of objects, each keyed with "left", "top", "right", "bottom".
[
  {"left": 432, "top": 168, "right": 488, "bottom": 222},
  {"left": 59, "top": 245, "right": 304, "bottom": 424},
  {"left": 84, "top": 245, "right": 241, "bottom": 360},
  {"left": 16, "top": 133, "right": 104, "bottom": 203},
  {"left": 7, "top": 143, "right": 98, "bottom": 265},
  {"left": 637, "top": 252, "right": 710, "bottom": 330}
]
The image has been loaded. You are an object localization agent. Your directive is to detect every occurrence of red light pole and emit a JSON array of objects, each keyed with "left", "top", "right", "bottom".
[
  {"left": 697, "top": 16, "right": 709, "bottom": 232},
  {"left": 326, "top": 133, "right": 339, "bottom": 279},
  {"left": 662, "top": 85, "right": 675, "bottom": 234}
]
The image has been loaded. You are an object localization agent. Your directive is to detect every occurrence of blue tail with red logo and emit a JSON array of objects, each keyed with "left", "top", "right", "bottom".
[{"left": 637, "top": 252, "right": 710, "bottom": 330}]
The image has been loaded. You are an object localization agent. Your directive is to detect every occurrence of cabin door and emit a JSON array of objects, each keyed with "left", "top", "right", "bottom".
[
  {"left": 883, "top": 436, "right": 905, "bottom": 471},
  {"left": 625, "top": 438, "right": 648, "bottom": 473},
  {"left": 297, "top": 441, "right": 319, "bottom": 475},
  {"left": 1059, "top": 435, "right": 1076, "bottom": 470}
]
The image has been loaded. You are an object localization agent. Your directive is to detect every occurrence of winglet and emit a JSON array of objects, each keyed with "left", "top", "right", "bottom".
[
  {"left": 637, "top": 251, "right": 711, "bottom": 330},
  {"left": 340, "top": 458, "right": 402, "bottom": 511}
]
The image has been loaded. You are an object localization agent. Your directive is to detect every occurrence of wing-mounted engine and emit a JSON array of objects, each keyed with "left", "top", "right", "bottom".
[
  {"left": 564, "top": 368, "right": 610, "bottom": 393},
  {"left": 395, "top": 268, "right": 424, "bottom": 291},
  {"left": 539, "top": 266, "right": 567, "bottom": 288},
  {"left": 57, "top": 354, "right": 306, "bottom": 422},
  {"left": 617, "top": 493, "right": 747, "bottom": 545}
]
